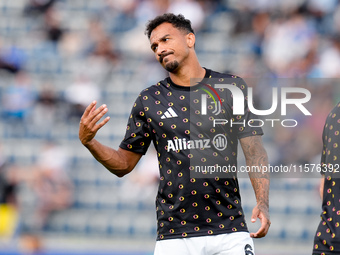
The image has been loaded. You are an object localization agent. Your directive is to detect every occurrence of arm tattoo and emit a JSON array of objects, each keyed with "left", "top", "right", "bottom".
[{"left": 240, "top": 136, "right": 270, "bottom": 219}]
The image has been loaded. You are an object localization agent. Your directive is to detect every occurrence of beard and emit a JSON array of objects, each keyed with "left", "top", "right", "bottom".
[{"left": 164, "top": 60, "right": 179, "bottom": 73}]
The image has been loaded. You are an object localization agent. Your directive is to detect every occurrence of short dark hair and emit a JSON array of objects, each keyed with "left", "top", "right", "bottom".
[{"left": 145, "top": 13, "right": 195, "bottom": 39}]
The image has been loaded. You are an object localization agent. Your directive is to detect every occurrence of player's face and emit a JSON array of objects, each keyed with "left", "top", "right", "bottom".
[{"left": 149, "top": 22, "right": 193, "bottom": 73}]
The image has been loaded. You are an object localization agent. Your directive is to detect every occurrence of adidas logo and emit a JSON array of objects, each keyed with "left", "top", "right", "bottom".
[{"left": 161, "top": 107, "right": 178, "bottom": 119}]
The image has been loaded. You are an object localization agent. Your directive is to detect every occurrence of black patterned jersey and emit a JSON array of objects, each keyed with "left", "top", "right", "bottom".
[
  {"left": 313, "top": 102, "right": 340, "bottom": 254},
  {"left": 119, "top": 68, "right": 263, "bottom": 240}
]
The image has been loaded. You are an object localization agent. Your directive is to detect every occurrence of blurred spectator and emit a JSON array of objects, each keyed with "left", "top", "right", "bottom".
[
  {"left": 23, "top": 0, "right": 56, "bottom": 16},
  {"left": 106, "top": 0, "right": 137, "bottom": 15},
  {"left": 307, "top": 0, "right": 337, "bottom": 15},
  {"left": 120, "top": 147, "right": 159, "bottom": 203},
  {"left": 91, "top": 36, "right": 119, "bottom": 64},
  {"left": 334, "top": 5, "right": 340, "bottom": 33},
  {"left": 134, "top": 0, "right": 170, "bottom": 25},
  {"left": 167, "top": 0, "right": 205, "bottom": 31},
  {"left": 0, "top": 58, "right": 20, "bottom": 74},
  {"left": 27, "top": 141, "right": 73, "bottom": 230},
  {"left": 291, "top": 48, "right": 320, "bottom": 78},
  {"left": 60, "top": 16, "right": 104, "bottom": 58},
  {"left": 0, "top": 143, "right": 19, "bottom": 243},
  {"left": 307, "top": 0, "right": 337, "bottom": 34},
  {"left": 85, "top": 17, "right": 107, "bottom": 48},
  {"left": 88, "top": 34, "right": 119, "bottom": 66},
  {"left": 28, "top": 83, "right": 63, "bottom": 138},
  {"left": 19, "top": 234, "right": 43, "bottom": 255},
  {"left": 250, "top": 12, "right": 270, "bottom": 57},
  {"left": 1, "top": 72, "right": 35, "bottom": 133},
  {"left": 0, "top": 141, "right": 71, "bottom": 251},
  {"left": 43, "top": 7, "right": 64, "bottom": 43},
  {"left": 64, "top": 74, "right": 101, "bottom": 121},
  {"left": 262, "top": 8, "right": 317, "bottom": 77},
  {"left": 0, "top": 148, "right": 16, "bottom": 206},
  {"left": 74, "top": 18, "right": 121, "bottom": 82},
  {"left": 231, "top": 8, "right": 253, "bottom": 36},
  {"left": 317, "top": 34, "right": 340, "bottom": 77},
  {"left": 0, "top": 40, "right": 25, "bottom": 74},
  {"left": 102, "top": 0, "right": 137, "bottom": 33},
  {"left": 2, "top": 141, "right": 73, "bottom": 232}
]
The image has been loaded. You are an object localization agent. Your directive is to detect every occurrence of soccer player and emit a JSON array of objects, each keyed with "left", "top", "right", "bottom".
[
  {"left": 313, "top": 102, "right": 340, "bottom": 254},
  {"left": 79, "top": 13, "right": 270, "bottom": 255}
]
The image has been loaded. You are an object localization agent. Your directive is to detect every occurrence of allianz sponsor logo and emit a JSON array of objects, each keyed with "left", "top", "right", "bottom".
[{"left": 167, "top": 134, "right": 227, "bottom": 152}]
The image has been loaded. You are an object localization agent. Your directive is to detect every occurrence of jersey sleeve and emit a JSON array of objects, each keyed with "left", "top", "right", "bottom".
[
  {"left": 119, "top": 95, "right": 152, "bottom": 155},
  {"left": 234, "top": 79, "right": 264, "bottom": 139}
]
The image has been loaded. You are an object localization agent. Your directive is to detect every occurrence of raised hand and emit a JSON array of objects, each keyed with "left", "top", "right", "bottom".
[{"left": 79, "top": 101, "right": 110, "bottom": 146}]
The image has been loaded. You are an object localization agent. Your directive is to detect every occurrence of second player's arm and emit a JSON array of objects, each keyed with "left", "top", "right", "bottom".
[
  {"left": 319, "top": 176, "right": 325, "bottom": 199},
  {"left": 79, "top": 101, "right": 142, "bottom": 177},
  {"left": 240, "top": 135, "right": 270, "bottom": 238}
]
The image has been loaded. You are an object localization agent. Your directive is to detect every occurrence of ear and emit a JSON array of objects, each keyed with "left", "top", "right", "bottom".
[{"left": 186, "top": 33, "right": 195, "bottom": 48}]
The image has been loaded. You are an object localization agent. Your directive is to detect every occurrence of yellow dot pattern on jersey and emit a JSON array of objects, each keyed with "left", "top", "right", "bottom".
[{"left": 119, "top": 70, "right": 263, "bottom": 240}]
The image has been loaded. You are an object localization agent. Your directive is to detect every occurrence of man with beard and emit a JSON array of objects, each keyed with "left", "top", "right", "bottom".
[{"left": 79, "top": 13, "right": 270, "bottom": 254}]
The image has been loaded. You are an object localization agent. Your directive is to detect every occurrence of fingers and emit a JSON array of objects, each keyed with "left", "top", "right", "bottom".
[
  {"left": 251, "top": 206, "right": 259, "bottom": 223},
  {"left": 249, "top": 207, "right": 260, "bottom": 238},
  {"left": 81, "top": 102, "right": 108, "bottom": 125},
  {"left": 83, "top": 101, "right": 97, "bottom": 118},
  {"left": 79, "top": 102, "right": 110, "bottom": 145},
  {"left": 250, "top": 213, "right": 271, "bottom": 238},
  {"left": 89, "top": 105, "right": 108, "bottom": 126},
  {"left": 250, "top": 217, "right": 270, "bottom": 238},
  {"left": 97, "top": 116, "right": 110, "bottom": 130},
  {"left": 249, "top": 206, "right": 270, "bottom": 238},
  {"left": 250, "top": 219, "right": 265, "bottom": 238}
]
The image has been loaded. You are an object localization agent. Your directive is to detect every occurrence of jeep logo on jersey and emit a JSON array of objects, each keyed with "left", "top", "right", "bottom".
[{"left": 167, "top": 134, "right": 227, "bottom": 152}]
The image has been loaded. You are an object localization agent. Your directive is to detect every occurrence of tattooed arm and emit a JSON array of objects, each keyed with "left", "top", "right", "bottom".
[{"left": 240, "top": 135, "right": 270, "bottom": 238}]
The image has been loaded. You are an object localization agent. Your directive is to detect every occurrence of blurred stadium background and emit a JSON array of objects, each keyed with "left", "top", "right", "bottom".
[{"left": 1, "top": 0, "right": 340, "bottom": 254}]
